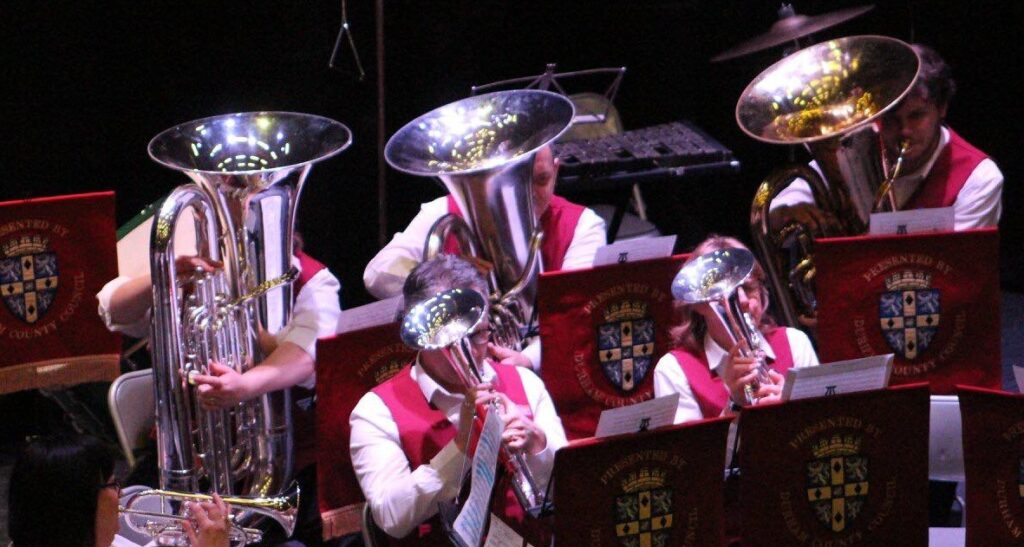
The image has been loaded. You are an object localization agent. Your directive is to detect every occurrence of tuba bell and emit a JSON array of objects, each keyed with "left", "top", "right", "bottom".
[
  {"left": 146, "top": 112, "right": 350, "bottom": 515},
  {"left": 738, "top": 36, "right": 920, "bottom": 326},
  {"left": 384, "top": 90, "right": 575, "bottom": 349}
]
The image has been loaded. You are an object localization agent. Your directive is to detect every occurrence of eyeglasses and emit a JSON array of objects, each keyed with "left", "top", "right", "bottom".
[
  {"left": 100, "top": 478, "right": 121, "bottom": 494},
  {"left": 469, "top": 326, "right": 492, "bottom": 346}
]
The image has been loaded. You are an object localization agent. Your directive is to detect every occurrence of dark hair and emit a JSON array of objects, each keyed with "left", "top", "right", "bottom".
[
  {"left": 401, "top": 254, "right": 488, "bottom": 317},
  {"left": 910, "top": 44, "right": 956, "bottom": 107},
  {"left": 8, "top": 434, "right": 115, "bottom": 547},
  {"left": 670, "top": 235, "right": 774, "bottom": 353}
]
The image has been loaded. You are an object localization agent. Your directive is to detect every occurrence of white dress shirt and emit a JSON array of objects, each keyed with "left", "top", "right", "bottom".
[
  {"left": 349, "top": 360, "right": 568, "bottom": 539},
  {"left": 653, "top": 327, "right": 819, "bottom": 424},
  {"left": 770, "top": 127, "right": 1004, "bottom": 230},
  {"left": 362, "top": 195, "right": 607, "bottom": 300}
]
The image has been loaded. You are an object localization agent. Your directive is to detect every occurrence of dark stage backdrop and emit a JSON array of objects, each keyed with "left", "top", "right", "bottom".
[{"left": 3, "top": 0, "right": 1021, "bottom": 308}]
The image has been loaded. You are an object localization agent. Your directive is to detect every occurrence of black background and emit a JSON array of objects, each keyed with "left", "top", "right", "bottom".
[{"left": 3, "top": 0, "right": 1020, "bottom": 308}]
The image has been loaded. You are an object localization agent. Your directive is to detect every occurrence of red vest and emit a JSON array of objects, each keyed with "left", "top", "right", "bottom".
[
  {"left": 291, "top": 249, "right": 327, "bottom": 471},
  {"left": 904, "top": 129, "right": 988, "bottom": 210},
  {"left": 371, "top": 362, "right": 532, "bottom": 545},
  {"left": 445, "top": 194, "right": 585, "bottom": 271},
  {"left": 669, "top": 328, "right": 795, "bottom": 418}
]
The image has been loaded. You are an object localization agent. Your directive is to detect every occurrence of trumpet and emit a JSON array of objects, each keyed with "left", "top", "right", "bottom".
[
  {"left": 119, "top": 482, "right": 299, "bottom": 546},
  {"left": 400, "top": 288, "right": 546, "bottom": 515},
  {"left": 672, "top": 248, "right": 772, "bottom": 405}
]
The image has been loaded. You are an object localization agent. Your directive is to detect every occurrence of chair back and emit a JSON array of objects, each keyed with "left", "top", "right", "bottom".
[
  {"left": 361, "top": 504, "right": 389, "bottom": 547},
  {"left": 108, "top": 368, "right": 155, "bottom": 469},
  {"left": 929, "top": 395, "right": 965, "bottom": 482}
]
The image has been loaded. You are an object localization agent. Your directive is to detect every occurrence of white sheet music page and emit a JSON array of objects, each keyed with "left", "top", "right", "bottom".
[
  {"left": 869, "top": 207, "right": 954, "bottom": 235},
  {"left": 1013, "top": 365, "right": 1024, "bottom": 394},
  {"left": 591, "top": 235, "right": 676, "bottom": 267},
  {"left": 454, "top": 409, "right": 503, "bottom": 547},
  {"left": 482, "top": 514, "right": 529, "bottom": 547},
  {"left": 782, "top": 354, "right": 894, "bottom": 401},
  {"left": 334, "top": 296, "right": 401, "bottom": 334},
  {"left": 594, "top": 393, "right": 679, "bottom": 438}
]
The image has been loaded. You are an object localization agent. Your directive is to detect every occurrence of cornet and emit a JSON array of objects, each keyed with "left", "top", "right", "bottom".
[
  {"left": 671, "top": 248, "right": 772, "bottom": 405},
  {"left": 400, "top": 288, "right": 547, "bottom": 516},
  {"left": 119, "top": 482, "right": 299, "bottom": 546}
]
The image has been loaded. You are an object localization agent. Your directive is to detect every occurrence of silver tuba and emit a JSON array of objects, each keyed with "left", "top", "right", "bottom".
[
  {"left": 400, "top": 288, "right": 547, "bottom": 516},
  {"left": 738, "top": 36, "right": 919, "bottom": 326},
  {"left": 384, "top": 90, "right": 575, "bottom": 349},
  {"left": 671, "top": 248, "right": 771, "bottom": 404},
  {"left": 146, "top": 112, "right": 350, "bottom": 509}
]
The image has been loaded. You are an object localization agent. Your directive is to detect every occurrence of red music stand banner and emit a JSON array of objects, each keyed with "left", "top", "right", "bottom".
[
  {"left": 815, "top": 228, "right": 1000, "bottom": 394},
  {"left": 538, "top": 255, "right": 687, "bottom": 440},
  {"left": 957, "top": 386, "right": 1024, "bottom": 546},
  {"left": 315, "top": 321, "right": 415, "bottom": 539},
  {"left": 554, "top": 417, "right": 731, "bottom": 546},
  {"left": 0, "top": 192, "right": 120, "bottom": 394},
  {"left": 739, "top": 384, "right": 930, "bottom": 546}
]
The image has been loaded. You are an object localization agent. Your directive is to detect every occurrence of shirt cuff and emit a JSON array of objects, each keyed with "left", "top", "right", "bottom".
[{"left": 522, "top": 339, "right": 542, "bottom": 373}]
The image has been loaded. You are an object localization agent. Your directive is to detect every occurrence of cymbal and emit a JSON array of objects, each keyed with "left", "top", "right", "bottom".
[{"left": 711, "top": 4, "right": 875, "bottom": 63}]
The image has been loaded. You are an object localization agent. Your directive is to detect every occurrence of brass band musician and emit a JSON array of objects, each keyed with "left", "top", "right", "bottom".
[
  {"left": 769, "top": 44, "right": 1004, "bottom": 234},
  {"left": 363, "top": 145, "right": 606, "bottom": 371},
  {"left": 653, "top": 236, "right": 820, "bottom": 423},
  {"left": 349, "top": 255, "right": 568, "bottom": 543}
]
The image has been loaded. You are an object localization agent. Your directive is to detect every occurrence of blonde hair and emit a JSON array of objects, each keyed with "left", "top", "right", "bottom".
[{"left": 669, "top": 235, "right": 774, "bottom": 353}]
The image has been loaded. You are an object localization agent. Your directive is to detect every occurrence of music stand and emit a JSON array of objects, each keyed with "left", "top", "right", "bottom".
[
  {"left": 553, "top": 417, "right": 732, "bottom": 546},
  {"left": 315, "top": 320, "right": 415, "bottom": 539},
  {"left": 471, "top": 63, "right": 625, "bottom": 128},
  {"left": 815, "top": 228, "right": 1001, "bottom": 394},
  {"left": 738, "top": 384, "right": 930, "bottom": 545},
  {"left": 537, "top": 254, "right": 688, "bottom": 440},
  {"left": 957, "top": 386, "right": 1024, "bottom": 546}
]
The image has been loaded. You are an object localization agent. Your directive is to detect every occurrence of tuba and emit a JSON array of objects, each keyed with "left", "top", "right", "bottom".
[
  {"left": 385, "top": 90, "right": 575, "bottom": 349},
  {"left": 146, "top": 113, "right": 350, "bottom": 518},
  {"left": 400, "top": 288, "right": 548, "bottom": 516},
  {"left": 738, "top": 36, "right": 919, "bottom": 326},
  {"left": 672, "top": 248, "right": 772, "bottom": 404}
]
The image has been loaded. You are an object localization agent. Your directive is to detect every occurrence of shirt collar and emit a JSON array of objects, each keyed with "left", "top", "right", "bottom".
[
  {"left": 411, "top": 354, "right": 495, "bottom": 408},
  {"left": 702, "top": 331, "right": 776, "bottom": 372},
  {"left": 891, "top": 126, "right": 949, "bottom": 208}
]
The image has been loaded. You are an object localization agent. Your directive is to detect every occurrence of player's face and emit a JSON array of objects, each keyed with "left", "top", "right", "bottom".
[{"left": 880, "top": 93, "right": 947, "bottom": 173}]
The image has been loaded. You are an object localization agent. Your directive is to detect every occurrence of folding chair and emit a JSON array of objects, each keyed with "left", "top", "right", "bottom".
[{"left": 107, "top": 369, "right": 155, "bottom": 469}]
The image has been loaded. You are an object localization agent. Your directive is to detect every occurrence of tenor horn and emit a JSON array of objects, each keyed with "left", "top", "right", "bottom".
[
  {"left": 672, "top": 248, "right": 772, "bottom": 404},
  {"left": 400, "top": 288, "right": 548, "bottom": 516},
  {"left": 146, "top": 112, "right": 350, "bottom": 505},
  {"left": 738, "top": 36, "right": 919, "bottom": 325},
  {"left": 385, "top": 90, "right": 575, "bottom": 349}
]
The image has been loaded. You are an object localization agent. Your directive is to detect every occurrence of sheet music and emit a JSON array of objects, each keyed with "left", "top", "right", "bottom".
[
  {"left": 1013, "top": 365, "right": 1024, "bottom": 394},
  {"left": 594, "top": 393, "right": 679, "bottom": 438},
  {"left": 482, "top": 514, "right": 528, "bottom": 547},
  {"left": 591, "top": 235, "right": 676, "bottom": 267},
  {"left": 334, "top": 296, "right": 401, "bottom": 334},
  {"left": 783, "top": 354, "right": 894, "bottom": 401},
  {"left": 869, "top": 207, "right": 954, "bottom": 235},
  {"left": 454, "top": 409, "right": 503, "bottom": 547}
]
